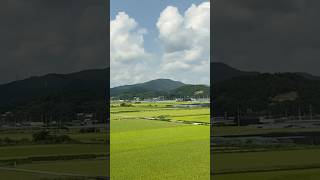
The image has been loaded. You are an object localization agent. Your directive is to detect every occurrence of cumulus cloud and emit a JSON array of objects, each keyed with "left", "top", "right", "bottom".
[
  {"left": 111, "top": 2, "right": 210, "bottom": 87},
  {"left": 111, "top": 12, "right": 148, "bottom": 63},
  {"left": 157, "top": 2, "right": 210, "bottom": 85},
  {"left": 110, "top": 12, "right": 154, "bottom": 87}
]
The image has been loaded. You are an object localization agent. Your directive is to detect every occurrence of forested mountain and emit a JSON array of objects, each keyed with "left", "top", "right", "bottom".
[
  {"left": 0, "top": 68, "right": 109, "bottom": 122},
  {"left": 170, "top": 85, "right": 209, "bottom": 98},
  {"left": 213, "top": 72, "right": 320, "bottom": 116},
  {"left": 110, "top": 79, "right": 185, "bottom": 98},
  {"left": 211, "top": 62, "right": 258, "bottom": 83},
  {"left": 110, "top": 79, "right": 209, "bottom": 99},
  {"left": 3, "top": 62, "right": 320, "bottom": 121}
]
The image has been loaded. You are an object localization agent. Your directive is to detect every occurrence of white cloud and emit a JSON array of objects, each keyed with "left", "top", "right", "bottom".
[
  {"left": 111, "top": 2, "right": 210, "bottom": 87},
  {"left": 110, "top": 12, "right": 153, "bottom": 87},
  {"left": 157, "top": 2, "right": 210, "bottom": 85},
  {"left": 156, "top": 6, "right": 192, "bottom": 53}
]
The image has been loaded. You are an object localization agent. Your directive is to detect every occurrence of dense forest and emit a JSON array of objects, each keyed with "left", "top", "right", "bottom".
[
  {"left": 3, "top": 62, "right": 320, "bottom": 122},
  {"left": 110, "top": 79, "right": 210, "bottom": 100},
  {"left": 0, "top": 68, "right": 109, "bottom": 123},
  {"left": 213, "top": 73, "right": 320, "bottom": 117}
]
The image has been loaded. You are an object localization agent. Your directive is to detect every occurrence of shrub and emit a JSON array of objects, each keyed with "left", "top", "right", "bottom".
[
  {"left": 33, "top": 130, "right": 73, "bottom": 144},
  {"left": 120, "top": 103, "right": 133, "bottom": 107},
  {"left": 0, "top": 137, "right": 32, "bottom": 146},
  {"left": 80, "top": 127, "right": 100, "bottom": 133}
]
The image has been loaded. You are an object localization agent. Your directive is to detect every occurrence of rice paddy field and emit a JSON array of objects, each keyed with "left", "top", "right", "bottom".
[
  {"left": 212, "top": 126, "right": 320, "bottom": 180},
  {"left": 110, "top": 101, "right": 210, "bottom": 180},
  {"left": 0, "top": 129, "right": 108, "bottom": 179}
]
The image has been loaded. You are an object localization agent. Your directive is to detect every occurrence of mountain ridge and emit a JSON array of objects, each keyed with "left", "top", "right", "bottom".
[
  {"left": 213, "top": 72, "right": 320, "bottom": 116},
  {"left": 211, "top": 62, "right": 259, "bottom": 83},
  {"left": 111, "top": 78, "right": 185, "bottom": 92},
  {"left": 110, "top": 79, "right": 209, "bottom": 99},
  {"left": 1, "top": 62, "right": 320, "bottom": 110},
  {"left": 0, "top": 68, "right": 109, "bottom": 113}
]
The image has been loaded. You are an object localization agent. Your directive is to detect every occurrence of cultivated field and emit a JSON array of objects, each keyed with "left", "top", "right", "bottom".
[
  {"left": 0, "top": 129, "right": 108, "bottom": 179},
  {"left": 212, "top": 126, "right": 320, "bottom": 180},
  {"left": 110, "top": 101, "right": 210, "bottom": 180}
]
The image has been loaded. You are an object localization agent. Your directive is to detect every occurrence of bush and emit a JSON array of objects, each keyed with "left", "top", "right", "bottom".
[
  {"left": 157, "top": 115, "right": 168, "bottom": 120},
  {"left": 120, "top": 102, "right": 133, "bottom": 107},
  {"left": 33, "top": 130, "right": 50, "bottom": 142},
  {"left": 80, "top": 127, "right": 100, "bottom": 133},
  {"left": 33, "top": 130, "right": 73, "bottom": 144},
  {"left": 0, "top": 137, "right": 32, "bottom": 146}
]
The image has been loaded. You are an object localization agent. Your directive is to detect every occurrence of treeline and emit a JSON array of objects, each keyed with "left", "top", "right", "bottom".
[
  {"left": 2, "top": 97, "right": 108, "bottom": 124},
  {"left": 111, "top": 84, "right": 210, "bottom": 100},
  {"left": 0, "top": 130, "right": 74, "bottom": 146}
]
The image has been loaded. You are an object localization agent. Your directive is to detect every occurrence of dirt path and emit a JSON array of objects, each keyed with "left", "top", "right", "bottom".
[{"left": 0, "top": 166, "right": 109, "bottom": 179}]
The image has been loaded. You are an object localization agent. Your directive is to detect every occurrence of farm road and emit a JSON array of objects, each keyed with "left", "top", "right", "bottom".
[{"left": 0, "top": 166, "right": 109, "bottom": 179}]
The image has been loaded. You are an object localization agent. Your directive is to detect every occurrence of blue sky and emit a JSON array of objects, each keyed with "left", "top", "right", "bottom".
[
  {"left": 110, "top": 0, "right": 210, "bottom": 87},
  {"left": 111, "top": 0, "right": 206, "bottom": 54}
]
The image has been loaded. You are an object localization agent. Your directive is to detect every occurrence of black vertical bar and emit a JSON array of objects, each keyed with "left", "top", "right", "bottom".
[
  {"left": 210, "top": 0, "right": 214, "bottom": 178},
  {"left": 106, "top": 0, "right": 110, "bottom": 179}
]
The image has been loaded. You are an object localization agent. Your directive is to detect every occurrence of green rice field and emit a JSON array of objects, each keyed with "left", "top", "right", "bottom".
[
  {"left": 212, "top": 126, "right": 320, "bottom": 180},
  {"left": 110, "top": 101, "right": 210, "bottom": 180},
  {"left": 0, "top": 129, "right": 108, "bottom": 179}
]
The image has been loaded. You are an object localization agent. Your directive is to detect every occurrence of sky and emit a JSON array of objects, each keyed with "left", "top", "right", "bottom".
[
  {"left": 3, "top": 0, "right": 319, "bottom": 86},
  {"left": 0, "top": 0, "right": 107, "bottom": 85},
  {"left": 110, "top": 0, "right": 210, "bottom": 87},
  {"left": 213, "top": 0, "right": 320, "bottom": 76}
]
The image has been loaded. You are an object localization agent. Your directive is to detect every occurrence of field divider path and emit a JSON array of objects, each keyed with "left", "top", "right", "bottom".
[
  {"left": 111, "top": 107, "right": 182, "bottom": 114},
  {"left": 0, "top": 166, "right": 109, "bottom": 179},
  {"left": 212, "top": 165, "right": 320, "bottom": 176},
  {"left": 114, "top": 114, "right": 210, "bottom": 126}
]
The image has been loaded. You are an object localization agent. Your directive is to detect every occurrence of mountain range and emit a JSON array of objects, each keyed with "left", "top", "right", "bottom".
[
  {"left": 0, "top": 68, "right": 108, "bottom": 114},
  {"left": 110, "top": 79, "right": 209, "bottom": 99},
  {"left": 1, "top": 62, "right": 320, "bottom": 115},
  {"left": 211, "top": 63, "right": 320, "bottom": 116},
  {"left": 109, "top": 62, "right": 261, "bottom": 99},
  {"left": 211, "top": 62, "right": 258, "bottom": 83}
]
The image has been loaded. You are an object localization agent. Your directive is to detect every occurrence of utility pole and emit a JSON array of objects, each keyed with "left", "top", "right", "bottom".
[
  {"left": 237, "top": 104, "right": 240, "bottom": 127},
  {"left": 224, "top": 111, "right": 228, "bottom": 121},
  {"left": 298, "top": 105, "right": 302, "bottom": 121},
  {"left": 309, "top": 104, "right": 313, "bottom": 121},
  {"left": 285, "top": 109, "right": 288, "bottom": 120}
]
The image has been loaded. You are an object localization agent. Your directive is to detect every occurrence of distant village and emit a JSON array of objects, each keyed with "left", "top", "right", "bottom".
[
  {"left": 213, "top": 105, "right": 320, "bottom": 129},
  {"left": 0, "top": 111, "right": 108, "bottom": 130},
  {"left": 112, "top": 96, "right": 210, "bottom": 103}
]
